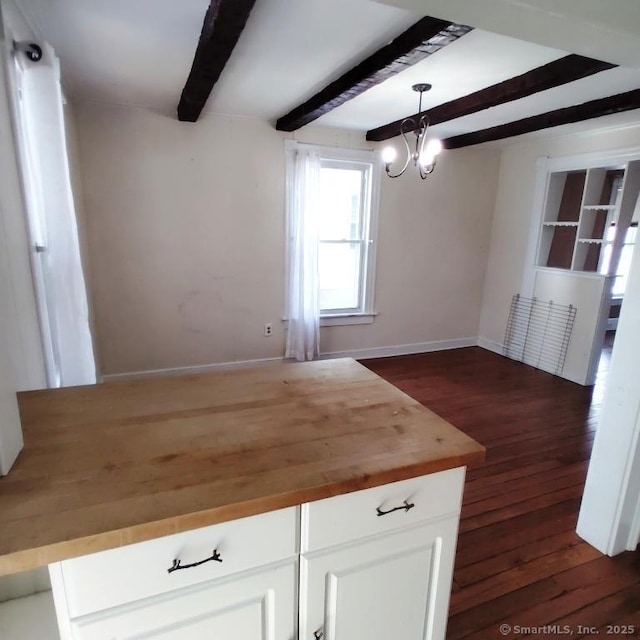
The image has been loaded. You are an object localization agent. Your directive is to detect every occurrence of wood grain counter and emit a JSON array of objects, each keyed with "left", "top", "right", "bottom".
[{"left": 0, "top": 358, "right": 484, "bottom": 575}]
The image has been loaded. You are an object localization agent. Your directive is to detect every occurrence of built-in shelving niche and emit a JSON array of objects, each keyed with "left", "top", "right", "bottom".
[
  {"left": 530, "top": 157, "right": 640, "bottom": 386},
  {"left": 537, "top": 164, "right": 637, "bottom": 274}
]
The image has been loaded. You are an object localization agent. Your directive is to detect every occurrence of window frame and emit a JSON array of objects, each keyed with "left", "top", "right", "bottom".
[
  {"left": 318, "top": 157, "right": 372, "bottom": 316},
  {"left": 284, "top": 141, "right": 381, "bottom": 326}
]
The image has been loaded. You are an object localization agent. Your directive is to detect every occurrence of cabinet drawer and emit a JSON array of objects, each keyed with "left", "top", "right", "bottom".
[
  {"left": 67, "top": 559, "right": 297, "bottom": 640},
  {"left": 53, "top": 507, "right": 297, "bottom": 618},
  {"left": 301, "top": 467, "right": 465, "bottom": 552}
]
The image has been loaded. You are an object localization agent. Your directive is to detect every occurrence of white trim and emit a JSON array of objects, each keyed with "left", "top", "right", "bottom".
[
  {"left": 610, "top": 387, "right": 640, "bottom": 555},
  {"left": 521, "top": 156, "right": 550, "bottom": 297},
  {"left": 319, "top": 337, "right": 477, "bottom": 361},
  {"left": 101, "top": 356, "right": 286, "bottom": 382},
  {"left": 611, "top": 406, "right": 640, "bottom": 555},
  {"left": 321, "top": 313, "right": 376, "bottom": 326},
  {"left": 48, "top": 564, "right": 72, "bottom": 640},
  {"left": 101, "top": 338, "right": 478, "bottom": 381},
  {"left": 281, "top": 313, "right": 378, "bottom": 327},
  {"left": 284, "top": 139, "right": 376, "bottom": 163},
  {"left": 545, "top": 146, "right": 640, "bottom": 173},
  {"left": 534, "top": 266, "right": 608, "bottom": 281},
  {"left": 477, "top": 337, "right": 503, "bottom": 355},
  {"left": 584, "top": 274, "right": 615, "bottom": 386},
  {"left": 364, "top": 154, "right": 381, "bottom": 317},
  {"left": 627, "top": 488, "right": 640, "bottom": 552}
]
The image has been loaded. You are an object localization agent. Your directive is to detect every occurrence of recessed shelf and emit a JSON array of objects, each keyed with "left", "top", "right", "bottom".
[
  {"left": 538, "top": 165, "right": 629, "bottom": 272},
  {"left": 543, "top": 221, "right": 579, "bottom": 227}
]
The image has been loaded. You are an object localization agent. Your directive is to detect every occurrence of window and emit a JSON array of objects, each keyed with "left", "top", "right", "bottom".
[
  {"left": 285, "top": 143, "right": 379, "bottom": 331},
  {"left": 318, "top": 159, "right": 376, "bottom": 316}
]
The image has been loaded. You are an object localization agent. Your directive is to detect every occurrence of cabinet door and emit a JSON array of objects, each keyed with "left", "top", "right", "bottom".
[
  {"left": 67, "top": 559, "right": 297, "bottom": 640},
  {"left": 300, "top": 518, "right": 458, "bottom": 640}
]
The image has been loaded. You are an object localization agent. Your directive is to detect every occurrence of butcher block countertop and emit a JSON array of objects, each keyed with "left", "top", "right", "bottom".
[{"left": 0, "top": 358, "right": 484, "bottom": 575}]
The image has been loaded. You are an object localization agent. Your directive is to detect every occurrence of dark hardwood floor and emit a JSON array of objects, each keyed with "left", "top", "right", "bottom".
[{"left": 362, "top": 338, "right": 640, "bottom": 639}]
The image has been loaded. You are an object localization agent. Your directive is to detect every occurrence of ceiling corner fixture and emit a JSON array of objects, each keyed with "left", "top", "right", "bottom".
[{"left": 382, "top": 83, "right": 442, "bottom": 180}]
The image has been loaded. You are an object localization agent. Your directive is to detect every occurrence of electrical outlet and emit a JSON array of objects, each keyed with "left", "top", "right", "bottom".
[{"left": 264, "top": 322, "right": 273, "bottom": 337}]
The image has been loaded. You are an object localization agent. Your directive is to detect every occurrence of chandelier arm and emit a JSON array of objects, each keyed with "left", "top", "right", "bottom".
[
  {"left": 385, "top": 119, "right": 413, "bottom": 179},
  {"left": 418, "top": 161, "right": 436, "bottom": 179},
  {"left": 417, "top": 115, "right": 430, "bottom": 159},
  {"left": 383, "top": 84, "right": 440, "bottom": 180}
]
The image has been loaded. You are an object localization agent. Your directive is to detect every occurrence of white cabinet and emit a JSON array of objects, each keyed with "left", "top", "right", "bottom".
[
  {"left": 300, "top": 518, "right": 458, "bottom": 640},
  {"left": 299, "top": 468, "right": 464, "bottom": 640},
  {"left": 51, "top": 507, "right": 298, "bottom": 618},
  {"left": 47, "top": 468, "right": 466, "bottom": 640},
  {"left": 49, "top": 508, "right": 299, "bottom": 640},
  {"left": 60, "top": 560, "right": 297, "bottom": 640}
]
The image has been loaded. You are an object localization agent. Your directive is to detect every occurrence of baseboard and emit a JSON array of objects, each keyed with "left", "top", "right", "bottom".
[
  {"left": 101, "top": 356, "right": 286, "bottom": 382},
  {"left": 101, "top": 337, "right": 479, "bottom": 381},
  {"left": 321, "top": 337, "right": 478, "bottom": 361},
  {"left": 477, "top": 337, "right": 589, "bottom": 386},
  {"left": 477, "top": 336, "right": 504, "bottom": 355}
]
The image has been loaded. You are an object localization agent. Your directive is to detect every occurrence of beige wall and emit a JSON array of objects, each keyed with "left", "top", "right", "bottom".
[
  {"left": 73, "top": 102, "right": 500, "bottom": 376},
  {"left": 479, "top": 124, "right": 640, "bottom": 350}
]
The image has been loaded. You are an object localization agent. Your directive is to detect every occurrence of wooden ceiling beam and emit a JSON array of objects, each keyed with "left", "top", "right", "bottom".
[
  {"left": 442, "top": 89, "right": 640, "bottom": 149},
  {"left": 366, "top": 55, "right": 616, "bottom": 142},
  {"left": 275, "top": 17, "right": 472, "bottom": 132},
  {"left": 177, "top": 0, "right": 257, "bottom": 122}
]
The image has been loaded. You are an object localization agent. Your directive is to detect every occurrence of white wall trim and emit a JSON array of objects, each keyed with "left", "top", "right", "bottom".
[
  {"left": 283, "top": 139, "right": 376, "bottom": 161},
  {"left": 545, "top": 146, "right": 640, "bottom": 173},
  {"left": 100, "top": 356, "right": 287, "bottom": 382},
  {"left": 101, "top": 338, "right": 479, "bottom": 381},
  {"left": 477, "top": 336, "right": 503, "bottom": 355},
  {"left": 319, "top": 337, "right": 477, "bottom": 361},
  {"left": 627, "top": 482, "right": 640, "bottom": 552},
  {"left": 521, "top": 155, "right": 550, "bottom": 298}
]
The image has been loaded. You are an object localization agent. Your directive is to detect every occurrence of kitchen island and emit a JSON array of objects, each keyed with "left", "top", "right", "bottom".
[{"left": 0, "top": 358, "right": 484, "bottom": 639}]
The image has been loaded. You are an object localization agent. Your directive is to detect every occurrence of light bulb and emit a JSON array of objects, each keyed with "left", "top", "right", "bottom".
[
  {"left": 425, "top": 138, "right": 442, "bottom": 158},
  {"left": 419, "top": 151, "right": 435, "bottom": 168},
  {"left": 419, "top": 139, "right": 442, "bottom": 168},
  {"left": 382, "top": 146, "right": 396, "bottom": 164}
]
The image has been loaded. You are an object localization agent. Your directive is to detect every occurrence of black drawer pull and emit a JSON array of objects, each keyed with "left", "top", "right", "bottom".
[
  {"left": 313, "top": 630, "right": 324, "bottom": 640},
  {"left": 376, "top": 500, "right": 415, "bottom": 517},
  {"left": 168, "top": 549, "right": 223, "bottom": 574}
]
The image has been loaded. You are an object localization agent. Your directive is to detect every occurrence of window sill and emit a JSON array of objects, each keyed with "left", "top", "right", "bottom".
[
  {"left": 320, "top": 313, "right": 377, "bottom": 327},
  {"left": 282, "top": 313, "right": 377, "bottom": 329}
]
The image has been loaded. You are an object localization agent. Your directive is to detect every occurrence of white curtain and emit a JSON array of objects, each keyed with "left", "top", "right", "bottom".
[
  {"left": 13, "top": 44, "right": 96, "bottom": 386},
  {"left": 285, "top": 145, "right": 321, "bottom": 361}
]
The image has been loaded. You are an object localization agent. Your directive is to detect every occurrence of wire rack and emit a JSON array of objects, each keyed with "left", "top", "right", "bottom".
[{"left": 503, "top": 294, "right": 577, "bottom": 375}]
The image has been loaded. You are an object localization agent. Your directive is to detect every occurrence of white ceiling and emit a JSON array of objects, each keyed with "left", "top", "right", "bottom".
[
  {"left": 377, "top": 0, "right": 640, "bottom": 67},
  {"left": 317, "top": 29, "right": 568, "bottom": 131},
  {"left": 9, "top": 0, "right": 640, "bottom": 146}
]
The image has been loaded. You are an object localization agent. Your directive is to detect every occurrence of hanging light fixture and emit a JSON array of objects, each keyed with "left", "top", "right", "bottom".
[{"left": 382, "top": 83, "right": 442, "bottom": 180}]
